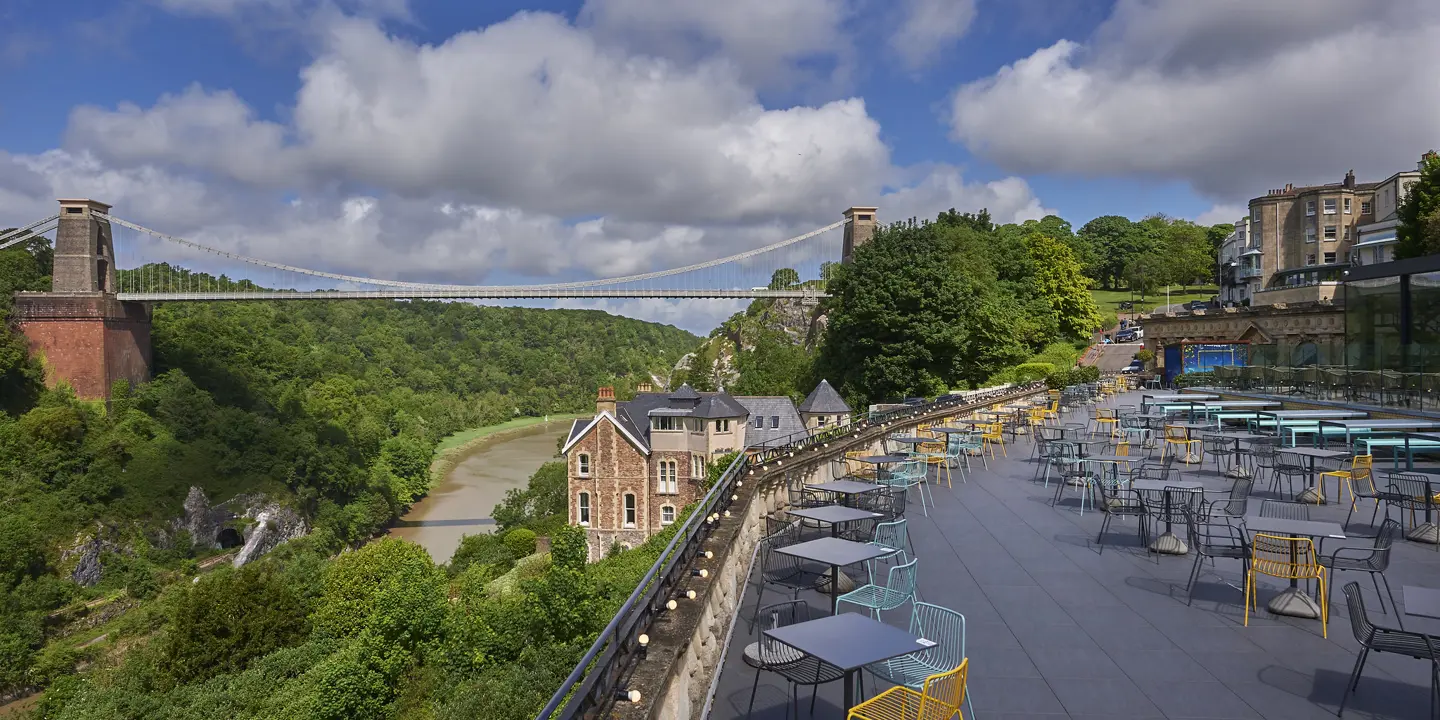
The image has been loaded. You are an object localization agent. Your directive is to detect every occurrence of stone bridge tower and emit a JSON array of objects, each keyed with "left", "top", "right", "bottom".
[
  {"left": 840, "top": 206, "right": 877, "bottom": 263},
  {"left": 12, "top": 199, "right": 151, "bottom": 399}
]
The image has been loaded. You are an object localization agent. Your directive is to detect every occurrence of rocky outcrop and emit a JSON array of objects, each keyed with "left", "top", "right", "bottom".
[
  {"left": 178, "top": 486, "right": 233, "bottom": 550},
  {"left": 231, "top": 500, "right": 307, "bottom": 568},
  {"left": 64, "top": 532, "right": 116, "bottom": 587}
]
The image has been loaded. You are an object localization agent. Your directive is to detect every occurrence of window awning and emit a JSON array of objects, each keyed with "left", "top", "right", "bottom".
[
  {"left": 1354, "top": 234, "right": 1397, "bottom": 248},
  {"left": 1241, "top": 248, "right": 1263, "bottom": 256}
]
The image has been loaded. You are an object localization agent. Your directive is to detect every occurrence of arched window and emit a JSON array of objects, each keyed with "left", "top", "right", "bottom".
[
  {"left": 623, "top": 494, "right": 637, "bottom": 527},
  {"left": 660, "top": 506, "right": 676, "bottom": 525},
  {"left": 577, "top": 492, "right": 590, "bottom": 525},
  {"left": 577, "top": 452, "right": 591, "bottom": 477}
]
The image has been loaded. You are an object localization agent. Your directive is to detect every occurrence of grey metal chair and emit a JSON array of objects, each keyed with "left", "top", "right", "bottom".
[
  {"left": 1320, "top": 519, "right": 1403, "bottom": 626},
  {"left": 751, "top": 522, "right": 817, "bottom": 631},
  {"left": 1337, "top": 582, "right": 1440, "bottom": 718},
  {"left": 1271, "top": 450, "right": 1310, "bottom": 500},
  {"left": 744, "top": 600, "right": 846, "bottom": 719},
  {"left": 1094, "top": 478, "right": 1147, "bottom": 554},
  {"left": 1259, "top": 499, "right": 1311, "bottom": 521},
  {"left": 1201, "top": 476, "right": 1253, "bottom": 519},
  {"left": 1184, "top": 511, "right": 1249, "bottom": 606}
]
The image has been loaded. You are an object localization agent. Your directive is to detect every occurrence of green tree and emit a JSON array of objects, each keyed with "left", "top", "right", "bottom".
[
  {"left": 491, "top": 461, "right": 567, "bottom": 533},
  {"left": 1022, "top": 234, "right": 1104, "bottom": 339},
  {"left": 731, "top": 328, "right": 811, "bottom": 401},
  {"left": 312, "top": 537, "right": 444, "bottom": 640},
  {"left": 767, "top": 267, "right": 800, "bottom": 289},
  {"left": 1397, "top": 150, "right": 1440, "bottom": 259},
  {"left": 1079, "top": 215, "right": 1149, "bottom": 289}
]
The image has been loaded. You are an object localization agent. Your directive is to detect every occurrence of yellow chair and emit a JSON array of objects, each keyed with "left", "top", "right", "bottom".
[
  {"left": 849, "top": 659, "right": 968, "bottom": 720},
  {"left": 918, "top": 442, "right": 952, "bottom": 488},
  {"left": 1160, "top": 425, "right": 1197, "bottom": 465},
  {"left": 1319, "top": 454, "right": 1371, "bottom": 508},
  {"left": 1091, "top": 407, "right": 1119, "bottom": 439},
  {"left": 1244, "top": 533, "right": 1328, "bottom": 638},
  {"left": 981, "top": 422, "right": 1006, "bottom": 458},
  {"left": 1042, "top": 401, "right": 1060, "bottom": 424}
]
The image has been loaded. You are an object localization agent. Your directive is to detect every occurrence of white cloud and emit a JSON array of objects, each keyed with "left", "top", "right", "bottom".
[
  {"left": 154, "top": 0, "right": 409, "bottom": 22},
  {"left": 1194, "top": 203, "right": 1244, "bottom": 227},
  {"left": 948, "top": 0, "right": 1440, "bottom": 199},
  {"left": 579, "top": 0, "right": 853, "bottom": 92},
  {"left": 881, "top": 166, "right": 1052, "bottom": 225},
  {"left": 890, "top": 0, "right": 975, "bottom": 70}
]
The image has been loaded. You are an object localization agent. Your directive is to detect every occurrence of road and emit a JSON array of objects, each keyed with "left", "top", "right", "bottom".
[{"left": 1091, "top": 343, "right": 1142, "bottom": 372}]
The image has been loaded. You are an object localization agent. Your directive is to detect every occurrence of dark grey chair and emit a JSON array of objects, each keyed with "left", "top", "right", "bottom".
[
  {"left": 1184, "top": 512, "right": 1249, "bottom": 606},
  {"left": 1094, "top": 480, "right": 1147, "bottom": 554},
  {"left": 1320, "top": 519, "right": 1402, "bottom": 626},
  {"left": 750, "top": 522, "right": 815, "bottom": 631},
  {"left": 1259, "top": 499, "right": 1311, "bottom": 521},
  {"left": 744, "top": 600, "right": 845, "bottom": 718},
  {"left": 1337, "top": 582, "right": 1440, "bottom": 718},
  {"left": 1202, "top": 476, "right": 1253, "bottom": 519},
  {"left": 1271, "top": 450, "right": 1310, "bottom": 500}
]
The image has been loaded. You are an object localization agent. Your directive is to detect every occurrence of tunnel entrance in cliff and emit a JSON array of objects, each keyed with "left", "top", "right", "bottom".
[{"left": 217, "top": 528, "right": 244, "bottom": 549}]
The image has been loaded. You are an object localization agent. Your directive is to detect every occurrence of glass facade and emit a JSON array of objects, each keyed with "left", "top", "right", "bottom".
[{"left": 1344, "top": 276, "right": 1403, "bottom": 370}]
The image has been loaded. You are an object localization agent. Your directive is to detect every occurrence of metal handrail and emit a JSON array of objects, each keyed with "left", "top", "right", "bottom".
[{"left": 535, "top": 381, "right": 1045, "bottom": 719}]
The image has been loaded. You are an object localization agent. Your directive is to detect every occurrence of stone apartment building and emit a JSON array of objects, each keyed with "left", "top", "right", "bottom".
[
  {"left": 1242, "top": 166, "right": 1418, "bottom": 305},
  {"left": 562, "top": 381, "right": 847, "bottom": 560}
]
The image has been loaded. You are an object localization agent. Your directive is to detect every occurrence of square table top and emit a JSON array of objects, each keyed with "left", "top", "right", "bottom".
[
  {"left": 808, "top": 479, "right": 884, "bottom": 495},
  {"left": 851, "top": 454, "right": 911, "bottom": 465},
  {"left": 787, "top": 505, "right": 883, "bottom": 525},
  {"left": 775, "top": 536, "right": 892, "bottom": 568},
  {"left": 889, "top": 436, "right": 932, "bottom": 444},
  {"left": 929, "top": 426, "right": 976, "bottom": 433},
  {"left": 1402, "top": 585, "right": 1440, "bottom": 620},
  {"left": 764, "top": 612, "right": 931, "bottom": 672},
  {"left": 1084, "top": 454, "right": 1135, "bottom": 464},
  {"left": 1243, "top": 514, "right": 1346, "bottom": 540},
  {"left": 1280, "top": 447, "right": 1351, "bottom": 459}
]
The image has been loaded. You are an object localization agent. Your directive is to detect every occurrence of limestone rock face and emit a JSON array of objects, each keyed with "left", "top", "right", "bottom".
[
  {"left": 178, "top": 486, "right": 232, "bottom": 550},
  {"left": 67, "top": 536, "right": 108, "bottom": 587},
  {"left": 231, "top": 500, "right": 308, "bottom": 568}
]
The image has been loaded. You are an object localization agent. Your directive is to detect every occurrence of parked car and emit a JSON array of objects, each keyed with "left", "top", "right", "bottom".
[
  {"left": 1186, "top": 300, "right": 1209, "bottom": 311},
  {"left": 1121, "top": 359, "right": 1144, "bottom": 374},
  {"left": 1114, "top": 327, "right": 1142, "bottom": 343}
]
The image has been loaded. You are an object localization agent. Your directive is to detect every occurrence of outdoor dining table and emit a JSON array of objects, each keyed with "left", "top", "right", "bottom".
[
  {"left": 764, "top": 611, "right": 934, "bottom": 713},
  {"left": 1132, "top": 478, "right": 1204, "bottom": 554},
  {"left": 786, "top": 505, "right": 882, "bottom": 538},
  {"left": 887, "top": 435, "right": 933, "bottom": 453},
  {"left": 774, "top": 536, "right": 891, "bottom": 614},
  {"left": 1281, "top": 447, "right": 1351, "bottom": 504},
  {"left": 1174, "top": 421, "right": 1213, "bottom": 463},
  {"left": 1402, "top": 585, "right": 1440, "bottom": 620},
  {"left": 1243, "top": 514, "right": 1346, "bottom": 619},
  {"left": 807, "top": 479, "right": 884, "bottom": 508},
  {"left": 1219, "top": 431, "right": 1268, "bottom": 479}
]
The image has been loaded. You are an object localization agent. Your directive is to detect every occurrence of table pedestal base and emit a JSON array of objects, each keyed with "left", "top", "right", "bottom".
[
  {"left": 1225, "top": 466, "right": 1253, "bottom": 480},
  {"left": 1267, "top": 587, "right": 1322, "bottom": 618},
  {"left": 1407, "top": 522, "right": 1440, "bottom": 544},
  {"left": 1295, "top": 487, "right": 1325, "bottom": 504},
  {"left": 816, "top": 569, "right": 856, "bottom": 594},
  {"left": 1181, "top": 453, "right": 1202, "bottom": 464},
  {"left": 1149, "top": 532, "right": 1188, "bottom": 555}
]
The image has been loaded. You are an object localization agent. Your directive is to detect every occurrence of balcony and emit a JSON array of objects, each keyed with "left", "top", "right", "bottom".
[
  {"left": 1235, "top": 265, "right": 1264, "bottom": 280},
  {"left": 1251, "top": 281, "right": 1340, "bottom": 306}
]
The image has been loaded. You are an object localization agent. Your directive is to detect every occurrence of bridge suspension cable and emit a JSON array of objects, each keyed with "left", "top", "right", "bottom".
[
  {"left": 97, "top": 212, "right": 847, "bottom": 294},
  {"left": 0, "top": 215, "right": 59, "bottom": 252}
]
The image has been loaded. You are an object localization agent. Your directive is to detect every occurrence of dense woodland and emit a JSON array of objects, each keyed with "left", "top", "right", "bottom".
[
  {"left": 0, "top": 204, "right": 1235, "bottom": 717},
  {"left": 0, "top": 240, "right": 695, "bottom": 716}
]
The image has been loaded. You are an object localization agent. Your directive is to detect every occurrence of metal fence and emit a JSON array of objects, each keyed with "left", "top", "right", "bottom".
[{"left": 534, "top": 382, "right": 1046, "bottom": 720}]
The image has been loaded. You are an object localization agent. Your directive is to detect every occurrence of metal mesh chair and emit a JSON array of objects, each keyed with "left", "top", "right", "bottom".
[
  {"left": 1201, "top": 476, "right": 1253, "bottom": 519},
  {"left": 1184, "top": 512, "right": 1249, "bottom": 606},
  {"left": 862, "top": 602, "right": 974, "bottom": 720},
  {"left": 1270, "top": 451, "right": 1311, "bottom": 500},
  {"left": 1320, "top": 519, "right": 1402, "bottom": 627},
  {"left": 1245, "top": 533, "right": 1328, "bottom": 638},
  {"left": 1336, "top": 582, "right": 1440, "bottom": 718},
  {"left": 1384, "top": 474, "right": 1439, "bottom": 551},
  {"left": 745, "top": 600, "right": 846, "bottom": 719},
  {"left": 751, "top": 522, "right": 817, "bottom": 631},
  {"left": 1094, "top": 477, "right": 1148, "bottom": 553},
  {"left": 1259, "top": 499, "right": 1311, "bottom": 521},
  {"left": 838, "top": 557, "right": 918, "bottom": 621}
]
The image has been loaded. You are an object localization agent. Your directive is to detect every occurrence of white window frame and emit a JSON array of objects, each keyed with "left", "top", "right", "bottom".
[
  {"left": 753, "top": 416, "right": 764, "bottom": 429},
  {"left": 1305, "top": 227, "right": 1316, "bottom": 243},
  {"left": 1323, "top": 198, "right": 1337, "bottom": 215},
  {"left": 1323, "top": 225, "right": 1337, "bottom": 241},
  {"left": 658, "top": 460, "right": 678, "bottom": 495},
  {"left": 816, "top": 415, "right": 828, "bottom": 427},
  {"left": 1323, "top": 251, "right": 1337, "bottom": 265},
  {"left": 1306, "top": 200, "right": 1316, "bottom": 216},
  {"left": 660, "top": 505, "right": 676, "bottom": 526},
  {"left": 1252, "top": 207, "right": 1261, "bottom": 221},
  {"left": 770, "top": 415, "right": 780, "bottom": 429},
  {"left": 691, "top": 454, "right": 705, "bottom": 479},
  {"left": 578, "top": 492, "right": 591, "bottom": 526},
  {"left": 624, "top": 493, "right": 636, "bottom": 527},
  {"left": 1361, "top": 201, "right": 1372, "bottom": 215},
  {"left": 651, "top": 416, "right": 678, "bottom": 431},
  {"left": 1305, "top": 253, "right": 1317, "bottom": 266},
  {"left": 577, "top": 452, "right": 590, "bottom": 477},
  {"left": 1344, "top": 197, "right": 1352, "bottom": 214},
  {"left": 1343, "top": 226, "right": 1352, "bottom": 241},
  {"left": 715, "top": 418, "right": 730, "bottom": 433}
]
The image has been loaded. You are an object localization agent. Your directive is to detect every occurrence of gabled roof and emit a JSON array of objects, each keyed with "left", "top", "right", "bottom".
[
  {"left": 669, "top": 383, "right": 701, "bottom": 401},
  {"left": 560, "top": 411, "right": 651, "bottom": 456},
  {"left": 799, "top": 379, "right": 851, "bottom": 414},
  {"left": 735, "top": 396, "right": 804, "bottom": 448}
]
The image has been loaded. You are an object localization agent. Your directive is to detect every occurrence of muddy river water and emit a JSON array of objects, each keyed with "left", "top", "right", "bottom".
[{"left": 388, "top": 422, "right": 568, "bottom": 563}]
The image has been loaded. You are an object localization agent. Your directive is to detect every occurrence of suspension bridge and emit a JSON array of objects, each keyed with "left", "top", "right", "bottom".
[{"left": 1, "top": 202, "right": 879, "bottom": 302}]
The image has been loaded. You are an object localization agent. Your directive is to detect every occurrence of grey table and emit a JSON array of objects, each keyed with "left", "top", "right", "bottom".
[
  {"left": 765, "top": 611, "right": 933, "bottom": 712},
  {"left": 1244, "top": 514, "right": 1346, "bottom": 619},
  {"left": 1281, "top": 446, "right": 1351, "bottom": 504},
  {"left": 1403, "top": 585, "right": 1440, "bottom": 620},
  {"left": 1219, "top": 431, "right": 1269, "bottom": 479},
  {"left": 787, "top": 505, "right": 882, "bottom": 537},
  {"left": 1132, "top": 479, "right": 1205, "bottom": 554},
  {"left": 807, "top": 479, "right": 884, "bottom": 508},
  {"left": 775, "top": 537, "right": 891, "bottom": 614}
]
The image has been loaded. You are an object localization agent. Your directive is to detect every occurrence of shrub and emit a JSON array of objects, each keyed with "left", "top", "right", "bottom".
[
  {"left": 1135, "top": 348, "right": 1155, "bottom": 363},
  {"left": 1173, "top": 371, "right": 1216, "bottom": 388},
  {"left": 312, "top": 537, "right": 445, "bottom": 641},
  {"left": 502, "top": 528, "right": 538, "bottom": 558},
  {"left": 549, "top": 525, "right": 588, "bottom": 570},
  {"left": 449, "top": 533, "right": 515, "bottom": 576}
]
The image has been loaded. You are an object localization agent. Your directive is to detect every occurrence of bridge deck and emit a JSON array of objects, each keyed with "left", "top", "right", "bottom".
[{"left": 711, "top": 391, "right": 1440, "bottom": 719}]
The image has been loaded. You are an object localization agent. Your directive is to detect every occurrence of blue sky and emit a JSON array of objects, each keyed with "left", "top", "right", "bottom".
[{"left": 2, "top": 0, "right": 1435, "bottom": 331}]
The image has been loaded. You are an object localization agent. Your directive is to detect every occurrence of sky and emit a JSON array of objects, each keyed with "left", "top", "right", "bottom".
[{"left": 2, "top": 0, "right": 1438, "bottom": 333}]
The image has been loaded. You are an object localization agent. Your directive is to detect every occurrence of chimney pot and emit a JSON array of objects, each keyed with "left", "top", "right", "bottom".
[{"left": 596, "top": 386, "right": 616, "bottom": 415}]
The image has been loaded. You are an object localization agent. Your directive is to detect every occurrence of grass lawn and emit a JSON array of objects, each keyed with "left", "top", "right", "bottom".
[{"left": 1092, "top": 285, "right": 1218, "bottom": 328}]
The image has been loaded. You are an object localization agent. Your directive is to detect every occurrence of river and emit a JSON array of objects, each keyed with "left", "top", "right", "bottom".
[{"left": 388, "top": 421, "right": 568, "bottom": 563}]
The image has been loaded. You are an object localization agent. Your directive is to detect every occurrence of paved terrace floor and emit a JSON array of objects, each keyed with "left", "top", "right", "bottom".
[{"left": 711, "top": 391, "right": 1440, "bottom": 720}]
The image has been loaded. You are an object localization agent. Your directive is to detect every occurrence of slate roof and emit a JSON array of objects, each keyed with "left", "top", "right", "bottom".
[
  {"left": 735, "top": 396, "right": 805, "bottom": 449},
  {"left": 566, "top": 417, "right": 593, "bottom": 446},
  {"left": 798, "top": 379, "right": 851, "bottom": 414}
]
